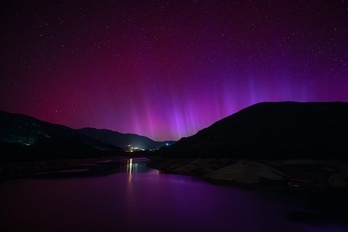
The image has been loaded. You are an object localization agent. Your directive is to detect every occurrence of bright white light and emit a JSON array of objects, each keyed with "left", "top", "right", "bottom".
[{"left": 127, "top": 158, "right": 133, "bottom": 174}]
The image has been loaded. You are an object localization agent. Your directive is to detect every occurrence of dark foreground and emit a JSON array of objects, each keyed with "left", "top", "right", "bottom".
[{"left": 1, "top": 157, "right": 348, "bottom": 232}]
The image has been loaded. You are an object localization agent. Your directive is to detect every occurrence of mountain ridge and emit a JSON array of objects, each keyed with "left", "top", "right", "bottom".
[
  {"left": 0, "top": 110, "right": 175, "bottom": 162},
  {"left": 0, "top": 110, "right": 123, "bottom": 161},
  {"left": 77, "top": 127, "right": 175, "bottom": 150},
  {"left": 160, "top": 101, "right": 348, "bottom": 159}
]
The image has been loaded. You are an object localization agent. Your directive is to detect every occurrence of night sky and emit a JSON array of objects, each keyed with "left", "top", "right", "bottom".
[{"left": 1, "top": 0, "right": 347, "bottom": 141}]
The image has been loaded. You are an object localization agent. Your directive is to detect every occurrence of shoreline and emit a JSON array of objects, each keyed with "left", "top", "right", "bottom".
[
  {"left": 147, "top": 156, "right": 348, "bottom": 190},
  {"left": 2, "top": 155, "right": 348, "bottom": 193},
  {"left": 0, "top": 155, "right": 147, "bottom": 181}
]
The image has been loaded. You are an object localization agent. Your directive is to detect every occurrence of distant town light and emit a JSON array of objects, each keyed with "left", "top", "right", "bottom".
[{"left": 126, "top": 144, "right": 144, "bottom": 152}]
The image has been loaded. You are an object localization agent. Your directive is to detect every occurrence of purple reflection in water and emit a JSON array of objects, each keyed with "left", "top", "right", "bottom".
[{"left": 0, "top": 159, "right": 347, "bottom": 232}]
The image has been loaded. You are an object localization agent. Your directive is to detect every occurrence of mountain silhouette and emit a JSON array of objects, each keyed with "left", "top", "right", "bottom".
[
  {"left": 160, "top": 102, "right": 348, "bottom": 159},
  {"left": 0, "top": 111, "right": 122, "bottom": 161},
  {"left": 77, "top": 128, "right": 175, "bottom": 150}
]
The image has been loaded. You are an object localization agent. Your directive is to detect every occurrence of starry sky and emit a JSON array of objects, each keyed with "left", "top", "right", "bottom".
[{"left": 1, "top": 0, "right": 348, "bottom": 141}]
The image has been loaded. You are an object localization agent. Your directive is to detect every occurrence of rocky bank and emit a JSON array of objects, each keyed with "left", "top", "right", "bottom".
[{"left": 148, "top": 157, "right": 348, "bottom": 188}]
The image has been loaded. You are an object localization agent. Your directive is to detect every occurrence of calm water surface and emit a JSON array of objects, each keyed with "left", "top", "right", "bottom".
[{"left": 0, "top": 158, "right": 347, "bottom": 232}]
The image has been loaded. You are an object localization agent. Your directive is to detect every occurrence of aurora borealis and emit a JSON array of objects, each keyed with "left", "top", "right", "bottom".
[{"left": 1, "top": 0, "right": 347, "bottom": 141}]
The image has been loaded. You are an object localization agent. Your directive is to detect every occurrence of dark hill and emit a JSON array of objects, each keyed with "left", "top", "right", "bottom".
[
  {"left": 0, "top": 111, "right": 123, "bottom": 162},
  {"left": 161, "top": 102, "right": 348, "bottom": 159},
  {"left": 77, "top": 128, "right": 175, "bottom": 150}
]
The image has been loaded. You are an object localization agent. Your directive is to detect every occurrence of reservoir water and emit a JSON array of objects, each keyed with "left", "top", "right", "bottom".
[{"left": 0, "top": 158, "right": 347, "bottom": 232}]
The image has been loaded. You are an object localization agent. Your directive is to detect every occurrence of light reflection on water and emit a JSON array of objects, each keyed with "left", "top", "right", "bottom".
[
  {"left": 127, "top": 158, "right": 133, "bottom": 182},
  {"left": 0, "top": 158, "right": 347, "bottom": 232},
  {"left": 125, "top": 158, "right": 144, "bottom": 182},
  {"left": 117, "top": 157, "right": 155, "bottom": 174}
]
